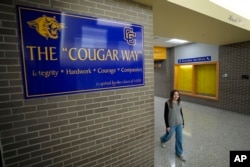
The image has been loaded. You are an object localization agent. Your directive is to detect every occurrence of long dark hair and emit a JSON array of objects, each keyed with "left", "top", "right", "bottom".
[{"left": 168, "top": 90, "right": 181, "bottom": 108}]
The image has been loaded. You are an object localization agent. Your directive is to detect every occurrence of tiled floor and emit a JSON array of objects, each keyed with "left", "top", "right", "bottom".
[{"left": 154, "top": 96, "right": 250, "bottom": 167}]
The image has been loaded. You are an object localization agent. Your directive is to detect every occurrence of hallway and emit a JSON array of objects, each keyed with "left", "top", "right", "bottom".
[{"left": 154, "top": 96, "right": 250, "bottom": 167}]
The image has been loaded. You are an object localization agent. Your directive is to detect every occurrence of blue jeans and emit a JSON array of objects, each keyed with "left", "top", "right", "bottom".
[{"left": 160, "top": 124, "right": 183, "bottom": 156}]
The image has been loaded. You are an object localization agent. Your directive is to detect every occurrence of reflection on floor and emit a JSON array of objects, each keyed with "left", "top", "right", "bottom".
[{"left": 154, "top": 96, "right": 250, "bottom": 167}]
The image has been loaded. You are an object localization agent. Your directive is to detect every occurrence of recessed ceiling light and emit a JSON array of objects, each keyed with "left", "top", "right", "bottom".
[
  {"left": 210, "top": 0, "right": 250, "bottom": 20},
  {"left": 166, "top": 38, "right": 189, "bottom": 44}
]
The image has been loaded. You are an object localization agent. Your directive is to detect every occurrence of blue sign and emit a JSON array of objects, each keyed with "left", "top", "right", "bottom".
[
  {"left": 16, "top": 6, "right": 144, "bottom": 98},
  {"left": 178, "top": 56, "right": 211, "bottom": 64}
]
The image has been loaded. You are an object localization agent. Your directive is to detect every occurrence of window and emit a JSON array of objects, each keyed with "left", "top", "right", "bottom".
[{"left": 174, "top": 62, "right": 219, "bottom": 100}]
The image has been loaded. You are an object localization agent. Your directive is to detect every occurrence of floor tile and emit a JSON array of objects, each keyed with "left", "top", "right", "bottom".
[{"left": 154, "top": 96, "right": 250, "bottom": 167}]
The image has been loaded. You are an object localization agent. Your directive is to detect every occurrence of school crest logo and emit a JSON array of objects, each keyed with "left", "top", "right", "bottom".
[
  {"left": 27, "top": 15, "right": 65, "bottom": 40},
  {"left": 124, "top": 27, "right": 136, "bottom": 45}
]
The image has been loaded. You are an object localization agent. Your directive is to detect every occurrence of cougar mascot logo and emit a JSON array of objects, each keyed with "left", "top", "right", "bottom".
[{"left": 27, "top": 15, "right": 65, "bottom": 40}]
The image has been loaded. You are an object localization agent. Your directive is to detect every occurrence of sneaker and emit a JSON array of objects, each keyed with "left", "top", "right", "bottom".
[
  {"left": 176, "top": 155, "right": 186, "bottom": 161},
  {"left": 160, "top": 143, "right": 166, "bottom": 148}
]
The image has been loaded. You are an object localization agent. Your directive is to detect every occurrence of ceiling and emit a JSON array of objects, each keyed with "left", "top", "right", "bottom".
[{"left": 133, "top": 0, "right": 250, "bottom": 48}]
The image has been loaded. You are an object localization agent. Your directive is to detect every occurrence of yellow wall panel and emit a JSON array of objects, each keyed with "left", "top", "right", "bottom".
[
  {"left": 176, "top": 65, "right": 193, "bottom": 92},
  {"left": 196, "top": 64, "right": 216, "bottom": 95}
]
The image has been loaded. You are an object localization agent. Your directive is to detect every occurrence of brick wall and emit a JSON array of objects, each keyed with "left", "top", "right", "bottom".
[
  {"left": 154, "top": 49, "right": 174, "bottom": 97},
  {"left": 0, "top": 0, "right": 154, "bottom": 167},
  {"left": 218, "top": 41, "right": 250, "bottom": 114}
]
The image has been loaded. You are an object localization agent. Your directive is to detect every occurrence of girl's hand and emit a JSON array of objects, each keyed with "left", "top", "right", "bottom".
[{"left": 166, "top": 127, "right": 170, "bottom": 132}]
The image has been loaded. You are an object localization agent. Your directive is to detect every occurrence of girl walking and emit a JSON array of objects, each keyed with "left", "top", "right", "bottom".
[{"left": 160, "top": 90, "right": 186, "bottom": 161}]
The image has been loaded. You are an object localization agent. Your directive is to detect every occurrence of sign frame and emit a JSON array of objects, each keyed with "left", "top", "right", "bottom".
[{"left": 16, "top": 5, "right": 145, "bottom": 98}]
